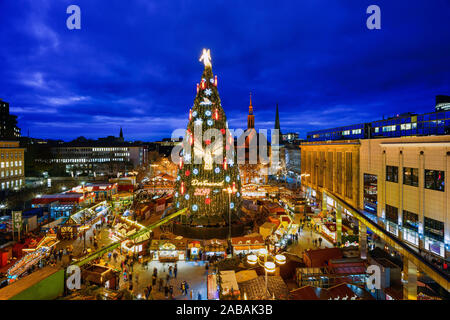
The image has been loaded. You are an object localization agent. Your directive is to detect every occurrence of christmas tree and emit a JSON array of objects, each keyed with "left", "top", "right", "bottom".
[{"left": 174, "top": 49, "right": 242, "bottom": 227}]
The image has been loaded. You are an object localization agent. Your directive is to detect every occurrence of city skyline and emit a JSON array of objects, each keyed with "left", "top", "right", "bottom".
[{"left": 1, "top": 1, "right": 449, "bottom": 141}]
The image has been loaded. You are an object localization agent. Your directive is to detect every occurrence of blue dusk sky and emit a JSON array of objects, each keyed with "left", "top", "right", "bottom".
[{"left": 0, "top": 0, "right": 449, "bottom": 141}]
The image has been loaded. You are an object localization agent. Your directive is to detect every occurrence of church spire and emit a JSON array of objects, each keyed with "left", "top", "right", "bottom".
[
  {"left": 247, "top": 92, "right": 255, "bottom": 129},
  {"left": 119, "top": 127, "right": 123, "bottom": 139},
  {"left": 275, "top": 103, "right": 281, "bottom": 133}
]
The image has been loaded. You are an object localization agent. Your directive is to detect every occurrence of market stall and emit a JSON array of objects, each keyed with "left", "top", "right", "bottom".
[
  {"left": 82, "top": 264, "right": 120, "bottom": 290},
  {"left": 219, "top": 270, "right": 240, "bottom": 298},
  {"left": 187, "top": 240, "right": 202, "bottom": 260},
  {"left": 150, "top": 240, "right": 186, "bottom": 262},
  {"left": 203, "top": 239, "right": 226, "bottom": 259},
  {"left": 231, "top": 235, "right": 266, "bottom": 255}
]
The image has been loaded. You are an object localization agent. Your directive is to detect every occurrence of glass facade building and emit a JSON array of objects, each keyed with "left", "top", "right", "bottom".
[{"left": 306, "top": 110, "right": 450, "bottom": 142}]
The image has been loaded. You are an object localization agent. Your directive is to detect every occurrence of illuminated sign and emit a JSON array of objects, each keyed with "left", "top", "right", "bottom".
[
  {"left": 194, "top": 188, "right": 211, "bottom": 196},
  {"left": 191, "top": 179, "right": 224, "bottom": 187}
]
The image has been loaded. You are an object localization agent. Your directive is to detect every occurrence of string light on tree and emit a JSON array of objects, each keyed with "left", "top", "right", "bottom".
[{"left": 173, "top": 49, "right": 242, "bottom": 230}]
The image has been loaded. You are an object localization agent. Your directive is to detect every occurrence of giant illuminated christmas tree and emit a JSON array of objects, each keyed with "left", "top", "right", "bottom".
[{"left": 173, "top": 49, "right": 242, "bottom": 230}]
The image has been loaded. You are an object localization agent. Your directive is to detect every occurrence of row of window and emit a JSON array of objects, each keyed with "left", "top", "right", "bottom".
[
  {"left": 0, "top": 161, "right": 22, "bottom": 168},
  {"left": 0, "top": 169, "right": 22, "bottom": 177},
  {"left": 384, "top": 204, "right": 444, "bottom": 242},
  {"left": 0, "top": 179, "right": 23, "bottom": 190},
  {"left": 342, "top": 129, "right": 362, "bottom": 136},
  {"left": 0, "top": 152, "right": 22, "bottom": 159},
  {"left": 386, "top": 166, "right": 445, "bottom": 191}
]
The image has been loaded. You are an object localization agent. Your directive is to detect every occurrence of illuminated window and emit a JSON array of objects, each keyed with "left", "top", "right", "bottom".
[
  {"left": 386, "top": 166, "right": 398, "bottom": 183},
  {"left": 424, "top": 170, "right": 445, "bottom": 191}
]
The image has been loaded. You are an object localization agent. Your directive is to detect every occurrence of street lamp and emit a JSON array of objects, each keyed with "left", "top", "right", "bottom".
[
  {"left": 246, "top": 249, "right": 286, "bottom": 297},
  {"left": 223, "top": 185, "right": 237, "bottom": 254}
]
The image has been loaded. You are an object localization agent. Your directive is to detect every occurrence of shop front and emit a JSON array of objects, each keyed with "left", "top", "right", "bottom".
[
  {"left": 203, "top": 239, "right": 226, "bottom": 259},
  {"left": 121, "top": 238, "right": 149, "bottom": 256},
  {"left": 231, "top": 235, "right": 266, "bottom": 255},
  {"left": 82, "top": 264, "right": 120, "bottom": 290},
  {"left": 424, "top": 237, "right": 445, "bottom": 258},
  {"left": 150, "top": 240, "right": 186, "bottom": 262},
  {"left": 187, "top": 240, "right": 202, "bottom": 260}
]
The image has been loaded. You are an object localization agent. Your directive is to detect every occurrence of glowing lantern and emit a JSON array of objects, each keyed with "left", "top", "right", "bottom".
[
  {"left": 275, "top": 254, "right": 286, "bottom": 265},
  {"left": 223, "top": 157, "right": 228, "bottom": 170},
  {"left": 247, "top": 254, "right": 257, "bottom": 265},
  {"left": 264, "top": 261, "right": 276, "bottom": 273},
  {"left": 214, "top": 75, "right": 218, "bottom": 87}
]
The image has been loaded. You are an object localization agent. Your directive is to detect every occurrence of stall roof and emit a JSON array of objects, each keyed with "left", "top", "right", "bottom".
[
  {"left": 150, "top": 239, "right": 187, "bottom": 251},
  {"left": 290, "top": 285, "right": 320, "bottom": 300},
  {"left": 327, "top": 283, "right": 369, "bottom": 300},
  {"left": 32, "top": 193, "right": 93, "bottom": 205},
  {"left": 231, "top": 235, "right": 264, "bottom": 246},
  {"left": 235, "top": 270, "right": 258, "bottom": 283},
  {"left": 239, "top": 275, "right": 289, "bottom": 300},
  {"left": 220, "top": 270, "right": 239, "bottom": 295}
]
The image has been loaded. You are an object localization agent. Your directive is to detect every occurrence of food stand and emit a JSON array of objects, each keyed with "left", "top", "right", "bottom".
[
  {"left": 82, "top": 264, "right": 120, "bottom": 290},
  {"left": 187, "top": 240, "right": 202, "bottom": 260},
  {"left": 150, "top": 240, "right": 186, "bottom": 262},
  {"left": 231, "top": 235, "right": 266, "bottom": 255},
  {"left": 203, "top": 239, "right": 226, "bottom": 259}
]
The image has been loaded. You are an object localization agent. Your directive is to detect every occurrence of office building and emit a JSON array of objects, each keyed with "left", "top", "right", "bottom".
[
  {"left": 0, "top": 100, "right": 21, "bottom": 139},
  {"left": 0, "top": 141, "right": 25, "bottom": 192}
]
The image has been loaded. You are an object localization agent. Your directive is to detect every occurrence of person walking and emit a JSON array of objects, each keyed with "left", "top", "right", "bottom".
[
  {"left": 152, "top": 274, "right": 157, "bottom": 286},
  {"left": 164, "top": 284, "right": 169, "bottom": 298},
  {"left": 180, "top": 281, "right": 186, "bottom": 295},
  {"left": 159, "top": 278, "right": 164, "bottom": 292},
  {"left": 168, "top": 265, "right": 173, "bottom": 278},
  {"left": 318, "top": 237, "right": 322, "bottom": 247},
  {"left": 184, "top": 281, "right": 189, "bottom": 295},
  {"left": 205, "top": 262, "right": 209, "bottom": 274},
  {"left": 169, "top": 285, "right": 174, "bottom": 300},
  {"left": 174, "top": 264, "right": 178, "bottom": 278},
  {"left": 197, "top": 292, "right": 202, "bottom": 300}
]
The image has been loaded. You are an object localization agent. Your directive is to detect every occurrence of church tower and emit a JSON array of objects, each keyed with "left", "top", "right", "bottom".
[
  {"left": 247, "top": 92, "right": 255, "bottom": 129},
  {"left": 275, "top": 103, "right": 281, "bottom": 136},
  {"left": 119, "top": 127, "right": 124, "bottom": 142}
]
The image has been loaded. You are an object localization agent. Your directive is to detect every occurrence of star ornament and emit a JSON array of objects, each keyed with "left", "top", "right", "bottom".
[
  {"left": 194, "top": 118, "right": 203, "bottom": 126},
  {"left": 205, "top": 88, "right": 212, "bottom": 96}
]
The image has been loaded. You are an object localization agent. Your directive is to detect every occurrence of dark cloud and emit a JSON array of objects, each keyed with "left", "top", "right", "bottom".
[{"left": 0, "top": 0, "right": 449, "bottom": 140}]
